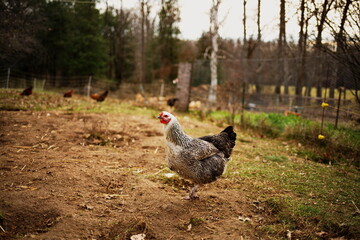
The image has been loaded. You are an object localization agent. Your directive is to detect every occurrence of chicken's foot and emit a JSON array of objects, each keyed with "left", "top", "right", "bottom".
[{"left": 184, "top": 185, "right": 200, "bottom": 200}]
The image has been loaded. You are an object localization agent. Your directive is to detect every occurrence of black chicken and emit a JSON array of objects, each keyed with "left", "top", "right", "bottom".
[
  {"left": 167, "top": 98, "right": 178, "bottom": 107},
  {"left": 63, "top": 89, "right": 74, "bottom": 98},
  {"left": 20, "top": 86, "right": 33, "bottom": 96}
]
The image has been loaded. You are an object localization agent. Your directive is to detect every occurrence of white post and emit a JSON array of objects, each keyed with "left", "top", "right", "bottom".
[
  {"left": 87, "top": 76, "right": 92, "bottom": 97},
  {"left": 159, "top": 79, "right": 164, "bottom": 99},
  {"left": 42, "top": 79, "right": 46, "bottom": 91},
  {"left": 6, "top": 68, "right": 10, "bottom": 88}
]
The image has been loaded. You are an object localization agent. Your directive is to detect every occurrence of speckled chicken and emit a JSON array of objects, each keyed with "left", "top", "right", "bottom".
[{"left": 158, "top": 111, "right": 236, "bottom": 200}]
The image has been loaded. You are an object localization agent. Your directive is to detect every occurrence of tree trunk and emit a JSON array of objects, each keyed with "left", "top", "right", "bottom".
[
  {"left": 313, "top": 0, "right": 334, "bottom": 101},
  {"left": 242, "top": 0, "right": 248, "bottom": 91},
  {"left": 243, "top": 0, "right": 247, "bottom": 44},
  {"left": 140, "top": 0, "right": 146, "bottom": 100},
  {"left": 255, "top": 0, "right": 262, "bottom": 94},
  {"left": 303, "top": 14, "right": 310, "bottom": 103},
  {"left": 335, "top": 0, "right": 351, "bottom": 90},
  {"left": 275, "top": 0, "right": 286, "bottom": 98},
  {"left": 295, "top": 0, "right": 306, "bottom": 105},
  {"left": 175, "top": 62, "right": 192, "bottom": 112},
  {"left": 208, "top": 0, "right": 221, "bottom": 105}
]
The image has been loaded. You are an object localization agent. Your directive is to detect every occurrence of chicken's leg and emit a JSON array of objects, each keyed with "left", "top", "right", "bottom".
[{"left": 184, "top": 184, "right": 200, "bottom": 200}]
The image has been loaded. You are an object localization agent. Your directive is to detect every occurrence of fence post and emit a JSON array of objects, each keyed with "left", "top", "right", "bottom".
[
  {"left": 87, "top": 76, "right": 92, "bottom": 97},
  {"left": 241, "top": 82, "right": 246, "bottom": 125},
  {"left": 6, "top": 68, "right": 10, "bottom": 88},
  {"left": 159, "top": 79, "right": 164, "bottom": 99},
  {"left": 42, "top": 79, "right": 46, "bottom": 91},
  {"left": 335, "top": 87, "right": 342, "bottom": 129}
]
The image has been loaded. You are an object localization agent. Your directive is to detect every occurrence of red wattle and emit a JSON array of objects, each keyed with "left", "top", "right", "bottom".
[{"left": 160, "top": 119, "right": 168, "bottom": 124}]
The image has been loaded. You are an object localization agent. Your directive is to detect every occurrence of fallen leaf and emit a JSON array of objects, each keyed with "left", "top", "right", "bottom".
[
  {"left": 130, "top": 233, "right": 146, "bottom": 240},
  {"left": 315, "top": 231, "right": 328, "bottom": 237},
  {"left": 187, "top": 223, "right": 192, "bottom": 231},
  {"left": 238, "top": 215, "right": 251, "bottom": 222},
  {"left": 80, "top": 204, "right": 94, "bottom": 210},
  {"left": 286, "top": 230, "right": 292, "bottom": 239}
]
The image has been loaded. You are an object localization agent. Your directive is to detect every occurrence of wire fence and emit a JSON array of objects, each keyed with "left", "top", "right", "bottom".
[
  {"left": 0, "top": 67, "right": 178, "bottom": 100},
  {"left": 0, "top": 64, "right": 359, "bottom": 125}
]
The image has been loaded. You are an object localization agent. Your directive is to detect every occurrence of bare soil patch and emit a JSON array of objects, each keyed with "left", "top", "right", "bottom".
[{"left": 0, "top": 110, "right": 271, "bottom": 240}]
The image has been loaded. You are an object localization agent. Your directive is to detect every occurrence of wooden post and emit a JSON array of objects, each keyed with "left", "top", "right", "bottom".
[
  {"left": 175, "top": 63, "right": 192, "bottom": 112},
  {"left": 6, "top": 68, "right": 10, "bottom": 88},
  {"left": 241, "top": 82, "right": 246, "bottom": 124},
  {"left": 87, "top": 76, "right": 92, "bottom": 97},
  {"left": 335, "top": 87, "right": 342, "bottom": 129},
  {"left": 42, "top": 79, "right": 46, "bottom": 91},
  {"left": 159, "top": 79, "right": 164, "bottom": 99}
]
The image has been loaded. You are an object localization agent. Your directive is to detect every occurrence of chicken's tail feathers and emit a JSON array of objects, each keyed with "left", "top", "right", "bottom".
[{"left": 222, "top": 126, "right": 236, "bottom": 141}]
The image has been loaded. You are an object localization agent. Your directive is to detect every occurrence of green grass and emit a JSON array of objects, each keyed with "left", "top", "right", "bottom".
[
  {"left": 194, "top": 109, "right": 360, "bottom": 167},
  {"left": 168, "top": 107, "right": 360, "bottom": 238},
  {"left": 181, "top": 109, "right": 360, "bottom": 238},
  {"left": 225, "top": 141, "right": 360, "bottom": 238}
]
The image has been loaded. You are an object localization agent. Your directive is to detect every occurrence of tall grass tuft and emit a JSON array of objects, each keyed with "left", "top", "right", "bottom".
[{"left": 242, "top": 112, "right": 360, "bottom": 166}]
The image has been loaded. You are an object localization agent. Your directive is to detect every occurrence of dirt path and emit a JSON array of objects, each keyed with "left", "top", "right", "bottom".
[{"left": 0, "top": 110, "right": 268, "bottom": 240}]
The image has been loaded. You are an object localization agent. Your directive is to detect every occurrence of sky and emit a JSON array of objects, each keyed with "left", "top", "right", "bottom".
[{"left": 97, "top": 0, "right": 301, "bottom": 41}]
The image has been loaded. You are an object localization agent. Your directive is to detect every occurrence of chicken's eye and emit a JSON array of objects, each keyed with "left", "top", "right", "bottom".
[{"left": 164, "top": 115, "right": 168, "bottom": 117}]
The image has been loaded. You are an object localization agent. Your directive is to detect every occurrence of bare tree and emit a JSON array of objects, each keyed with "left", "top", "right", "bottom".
[
  {"left": 313, "top": 0, "right": 335, "bottom": 100},
  {"left": 275, "top": 0, "right": 286, "bottom": 97},
  {"left": 137, "top": 0, "right": 147, "bottom": 102},
  {"left": 254, "top": 0, "right": 262, "bottom": 94},
  {"left": 295, "top": 0, "right": 308, "bottom": 105},
  {"left": 243, "top": 0, "right": 247, "bottom": 44},
  {"left": 242, "top": 0, "right": 248, "bottom": 89},
  {"left": 334, "top": 0, "right": 351, "bottom": 89},
  {"left": 208, "top": 0, "right": 221, "bottom": 105},
  {"left": 325, "top": 0, "right": 360, "bottom": 105}
]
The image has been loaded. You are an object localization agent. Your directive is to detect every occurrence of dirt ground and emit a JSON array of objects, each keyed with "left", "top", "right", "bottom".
[{"left": 0, "top": 110, "right": 271, "bottom": 240}]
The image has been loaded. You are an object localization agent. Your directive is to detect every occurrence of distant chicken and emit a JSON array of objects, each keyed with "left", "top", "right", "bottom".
[
  {"left": 63, "top": 89, "right": 74, "bottom": 98},
  {"left": 90, "top": 90, "right": 108, "bottom": 102},
  {"left": 284, "top": 111, "right": 301, "bottom": 117},
  {"left": 20, "top": 86, "right": 33, "bottom": 96},
  {"left": 167, "top": 98, "right": 178, "bottom": 107},
  {"left": 158, "top": 111, "right": 236, "bottom": 200}
]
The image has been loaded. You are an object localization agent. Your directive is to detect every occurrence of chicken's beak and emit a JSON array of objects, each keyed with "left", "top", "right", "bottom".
[{"left": 157, "top": 116, "right": 162, "bottom": 119}]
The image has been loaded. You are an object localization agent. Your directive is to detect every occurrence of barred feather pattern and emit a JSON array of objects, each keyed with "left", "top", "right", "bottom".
[{"left": 162, "top": 116, "right": 236, "bottom": 185}]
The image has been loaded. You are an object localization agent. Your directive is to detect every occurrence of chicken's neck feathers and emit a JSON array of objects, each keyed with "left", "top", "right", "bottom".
[{"left": 164, "top": 120, "right": 192, "bottom": 147}]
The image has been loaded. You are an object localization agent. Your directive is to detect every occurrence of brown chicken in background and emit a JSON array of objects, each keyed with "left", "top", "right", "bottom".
[
  {"left": 90, "top": 90, "right": 108, "bottom": 102},
  {"left": 284, "top": 111, "right": 301, "bottom": 117},
  {"left": 20, "top": 86, "right": 33, "bottom": 96},
  {"left": 63, "top": 89, "right": 74, "bottom": 98}
]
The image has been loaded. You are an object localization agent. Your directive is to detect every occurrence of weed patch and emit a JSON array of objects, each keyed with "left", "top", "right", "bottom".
[{"left": 194, "top": 109, "right": 360, "bottom": 166}]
